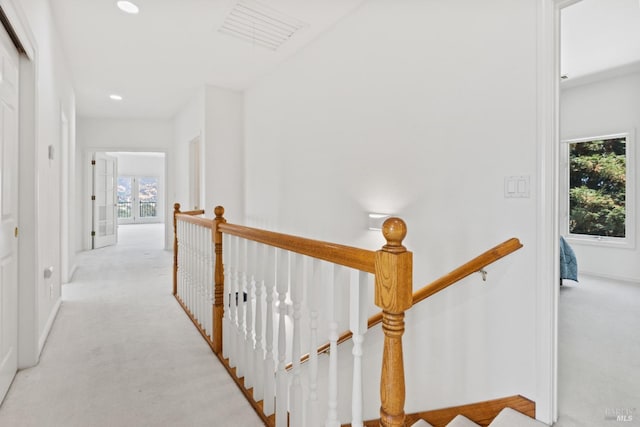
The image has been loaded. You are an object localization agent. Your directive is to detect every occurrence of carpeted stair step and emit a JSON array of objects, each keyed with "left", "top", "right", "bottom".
[
  {"left": 410, "top": 420, "right": 434, "bottom": 427},
  {"left": 410, "top": 414, "right": 480, "bottom": 427},
  {"left": 446, "top": 415, "right": 481, "bottom": 426},
  {"left": 410, "top": 407, "right": 547, "bottom": 427},
  {"left": 490, "top": 407, "right": 547, "bottom": 427}
]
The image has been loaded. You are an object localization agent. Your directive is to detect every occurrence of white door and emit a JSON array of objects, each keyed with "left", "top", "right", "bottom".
[
  {"left": 92, "top": 153, "right": 118, "bottom": 249},
  {"left": 0, "top": 22, "right": 20, "bottom": 403}
]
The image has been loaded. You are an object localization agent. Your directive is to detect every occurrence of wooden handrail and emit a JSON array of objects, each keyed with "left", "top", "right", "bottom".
[
  {"left": 412, "top": 237, "right": 522, "bottom": 305},
  {"left": 295, "top": 237, "right": 523, "bottom": 366},
  {"left": 176, "top": 213, "right": 213, "bottom": 229},
  {"left": 218, "top": 222, "right": 377, "bottom": 274}
]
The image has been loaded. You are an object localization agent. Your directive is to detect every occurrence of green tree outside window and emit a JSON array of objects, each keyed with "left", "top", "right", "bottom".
[{"left": 569, "top": 137, "right": 626, "bottom": 238}]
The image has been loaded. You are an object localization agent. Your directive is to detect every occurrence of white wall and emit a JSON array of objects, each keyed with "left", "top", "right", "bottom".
[
  {"left": 203, "top": 86, "right": 244, "bottom": 222},
  {"left": 245, "top": 0, "right": 544, "bottom": 420},
  {"left": 172, "top": 86, "right": 244, "bottom": 222},
  {"left": 76, "top": 117, "right": 173, "bottom": 249},
  {"left": 560, "top": 68, "right": 640, "bottom": 282},
  {"left": 3, "top": 0, "right": 76, "bottom": 367},
  {"left": 173, "top": 88, "right": 204, "bottom": 210}
]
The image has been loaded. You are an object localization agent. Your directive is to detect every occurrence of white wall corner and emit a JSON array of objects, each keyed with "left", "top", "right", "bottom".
[{"left": 535, "top": 0, "right": 566, "bottom": 424}]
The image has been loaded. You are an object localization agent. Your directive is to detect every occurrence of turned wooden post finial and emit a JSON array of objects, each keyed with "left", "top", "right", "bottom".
[
  {"left": 214, "top": 205, "right": 225, "bottom": 219},
  {"left": 174, "top": 202, "right": 181, "bottom": 213},
  {"left": 382, "top": 218, "right": 407, "bottom": 253},
  {"left": 375, "top": 217, "right": 412, "bottom": 427}
]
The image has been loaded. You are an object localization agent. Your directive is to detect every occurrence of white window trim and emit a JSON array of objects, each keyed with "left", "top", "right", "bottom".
[{"left": 561, "top": 130, "right": 636, "bottom": 249}]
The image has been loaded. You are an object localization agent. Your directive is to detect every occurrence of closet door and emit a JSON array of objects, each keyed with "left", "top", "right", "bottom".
[{"left": 0, "top": 20, "right": 20, "bottom": 403}]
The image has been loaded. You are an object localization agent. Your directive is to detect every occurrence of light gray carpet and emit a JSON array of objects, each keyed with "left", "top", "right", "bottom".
[
  {"left": 556, "top": 275, "right": 640, "bottom": 426},
  {"left": 0, "top": 224, "right": 263, "bottom": 427}
]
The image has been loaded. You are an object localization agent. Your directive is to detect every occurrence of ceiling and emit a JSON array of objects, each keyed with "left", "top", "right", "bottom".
[
  {"left": 561, "top": 0, "right": 640, "bottom": 81},
  {"left": 50, "top": 0, "right": 365, "bottom": 119},
  {"left": 50, "top": 0, "right": 640, "bottom": 120}
]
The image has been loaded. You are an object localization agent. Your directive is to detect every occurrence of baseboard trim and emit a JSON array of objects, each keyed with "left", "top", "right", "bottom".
[{"left": 38, "top": 298, "right": 62, "bottom": 356}]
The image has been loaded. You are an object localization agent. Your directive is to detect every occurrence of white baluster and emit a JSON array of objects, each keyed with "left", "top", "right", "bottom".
[
  {"left": 275, "top": 248, "right": 289, "bottom": 427},
  {"left": 244, "top": 240, "right": 256, "bottom": 389},
  {"left": 289, "top": 254, "right": 304, "bottom": 427},
  {"left": 177, "top": 220, "right": 182, "bottom": 299},
  {"left": 263, "top": 245, "right": 276, "bottom": 416},
  {"left": 196, "top": 225, "right": 203, "bottom": 325},
  {"left": 207, "top": 232, "right": 214, "bottom": 338},
  {"left": 186, "top": 223, "right": 192, "bottom": 311},
  {"left": 200, "top": 226, "right": 206, "bottom": 329},
  {"left": 182, "top": 222, "right": 188, "bottom": 306},
  {"left": 253, "top": 243, "right": 265, "bottom": 401},
  {"left": 350, "top": 271, "right": 368, "bottom": 427},
  {"left": 228, "top": 235, "right": 238, "bottom": 367},
  {"left": 306, "top": 258, "right": 321, "bottom": 427},
  {"left": 190, "top": 223, "right": 196, "bottom": 315},
  {"left": 236, "top": 237, "right": 247, "bottom": 378},
  {"left": 325, "top": 264, "right": 339, "bottom": 427},
  {"left": 222, "top": 232, "right": 231, "bottom": 359}
]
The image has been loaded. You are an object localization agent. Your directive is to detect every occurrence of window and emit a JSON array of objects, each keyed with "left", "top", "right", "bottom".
[{"left": 562, "top": 132, "right": 635, "bottom": 248}]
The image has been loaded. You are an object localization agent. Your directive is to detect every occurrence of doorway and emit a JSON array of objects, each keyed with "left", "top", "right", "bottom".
[
  {"left": 555, "top": 0, "right": 640, "bottom": 425},
  {"left": 88, "top": 151, "right": 166, "bottom": 250}
]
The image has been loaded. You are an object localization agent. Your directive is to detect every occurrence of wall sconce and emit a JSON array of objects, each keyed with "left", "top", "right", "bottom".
[{"left": 368, "top": 213, "right": 391, "bottom": 231}]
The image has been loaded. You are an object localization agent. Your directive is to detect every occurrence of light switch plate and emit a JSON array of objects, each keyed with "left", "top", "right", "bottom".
[{"left": 505, "top": 176, "right": 530, "bottom": 198}]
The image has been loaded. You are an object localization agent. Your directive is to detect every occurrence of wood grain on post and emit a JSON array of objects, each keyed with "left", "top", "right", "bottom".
[
  {"left": 173, "top": 203, "right": 181, "bottom": 296},
  {"left": 213, "top": 206, "right": 226, "bottom": 355},
  {"left": 375, "top": 218, "right": 412, "bottom": 427}
]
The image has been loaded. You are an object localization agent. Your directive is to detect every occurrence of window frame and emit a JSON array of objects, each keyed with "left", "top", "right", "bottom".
[{"left": 561, "top": 130, "right": 636, "bottom": 249}]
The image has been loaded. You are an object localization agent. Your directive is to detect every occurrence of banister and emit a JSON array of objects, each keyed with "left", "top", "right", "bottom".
[
  {"left": 294, "top": 237, "right": 523, "bottom": 367},
  {"left": 180, "top": 208, "right": 206, "bottom": 216},
  {"left": 218, "top": 222, "right": 377, "bottom": 274},
  {"left": 176, "top": 213, "right": 214, "bottom": 229},
  {"left": 412, "top": 237, "right": 522, "bottom": 305}
]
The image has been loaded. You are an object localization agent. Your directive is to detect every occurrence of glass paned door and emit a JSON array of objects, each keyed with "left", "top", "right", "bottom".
[
  {"left": 93, "top": 153, "right": 118, "bottom": 248},
  {"left": 138, "top": 177, "right": 159, "bottom": 220},
  {"left": 117, "top": 176, "right": 159, "bottom": 223},
  {"left": 117, "top": 177, "right": 133, "bottom": 221}
]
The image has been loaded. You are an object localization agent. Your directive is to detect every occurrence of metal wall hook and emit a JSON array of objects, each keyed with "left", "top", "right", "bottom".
[{"left": 478, "top": 269, "right": 488, "bottom": 281}]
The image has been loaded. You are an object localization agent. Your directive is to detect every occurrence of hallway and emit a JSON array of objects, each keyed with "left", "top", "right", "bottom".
[{"left": 0, "top": 224, "right": 262, "bottom": 427}]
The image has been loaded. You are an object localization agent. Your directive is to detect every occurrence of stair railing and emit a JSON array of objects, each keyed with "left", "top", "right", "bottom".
[
  {"left": 297, "top": 237, "right": 524, "bottom": 362},
  {"left": 173, "top": 203, "right": 413, "bottom": 427}
]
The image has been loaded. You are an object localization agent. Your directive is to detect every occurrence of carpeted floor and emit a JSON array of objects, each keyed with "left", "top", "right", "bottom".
[
  {"left": 2, "top": 224, "right": 638, "bottom": 426},
  {"left": 0, "top": 223, "right": 263, "bottom": 427},
  {"left": 556, "top": 275, "right": 640, "bottom": 426}
]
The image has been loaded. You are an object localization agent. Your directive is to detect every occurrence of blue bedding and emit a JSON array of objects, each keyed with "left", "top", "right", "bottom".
[{"left": 560, "top": 236, "right": 578, "bottom": 282}]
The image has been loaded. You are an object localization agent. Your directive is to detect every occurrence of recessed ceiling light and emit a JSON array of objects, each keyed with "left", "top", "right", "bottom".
[
  {"left": 110, "top": 94, "right": 123, "bottom": 101},
  {"left": 117, "top": 1, "right": 139, "bottom": 14}
]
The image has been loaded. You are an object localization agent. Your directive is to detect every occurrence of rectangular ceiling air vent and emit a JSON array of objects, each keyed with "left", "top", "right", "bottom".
[{"left": 219, "top": 0, "right": 307, "bottom": 51}]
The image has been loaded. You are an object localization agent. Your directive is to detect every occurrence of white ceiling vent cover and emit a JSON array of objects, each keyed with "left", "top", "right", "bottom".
[{"left": 219, "top": 0, "right": 307, "bottom": 51}]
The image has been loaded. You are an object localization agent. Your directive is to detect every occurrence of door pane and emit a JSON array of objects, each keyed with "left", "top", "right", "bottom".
[
  {"left": 138, "top": 177, "right": 158, "bottom": 218},
  {"left": 117, "top": 177, "right": 132, "bottom": 219}
]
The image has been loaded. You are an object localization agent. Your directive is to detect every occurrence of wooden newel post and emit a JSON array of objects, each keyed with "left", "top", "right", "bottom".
[
  {"left": 173, "top": 203, "right": 181, "bottom": 296},
  {"left": 212, "top": 205, "right": 226, "bottom": 355},
  {"left": 375, "top": 218, "right": 412, "bottom": 427}
]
